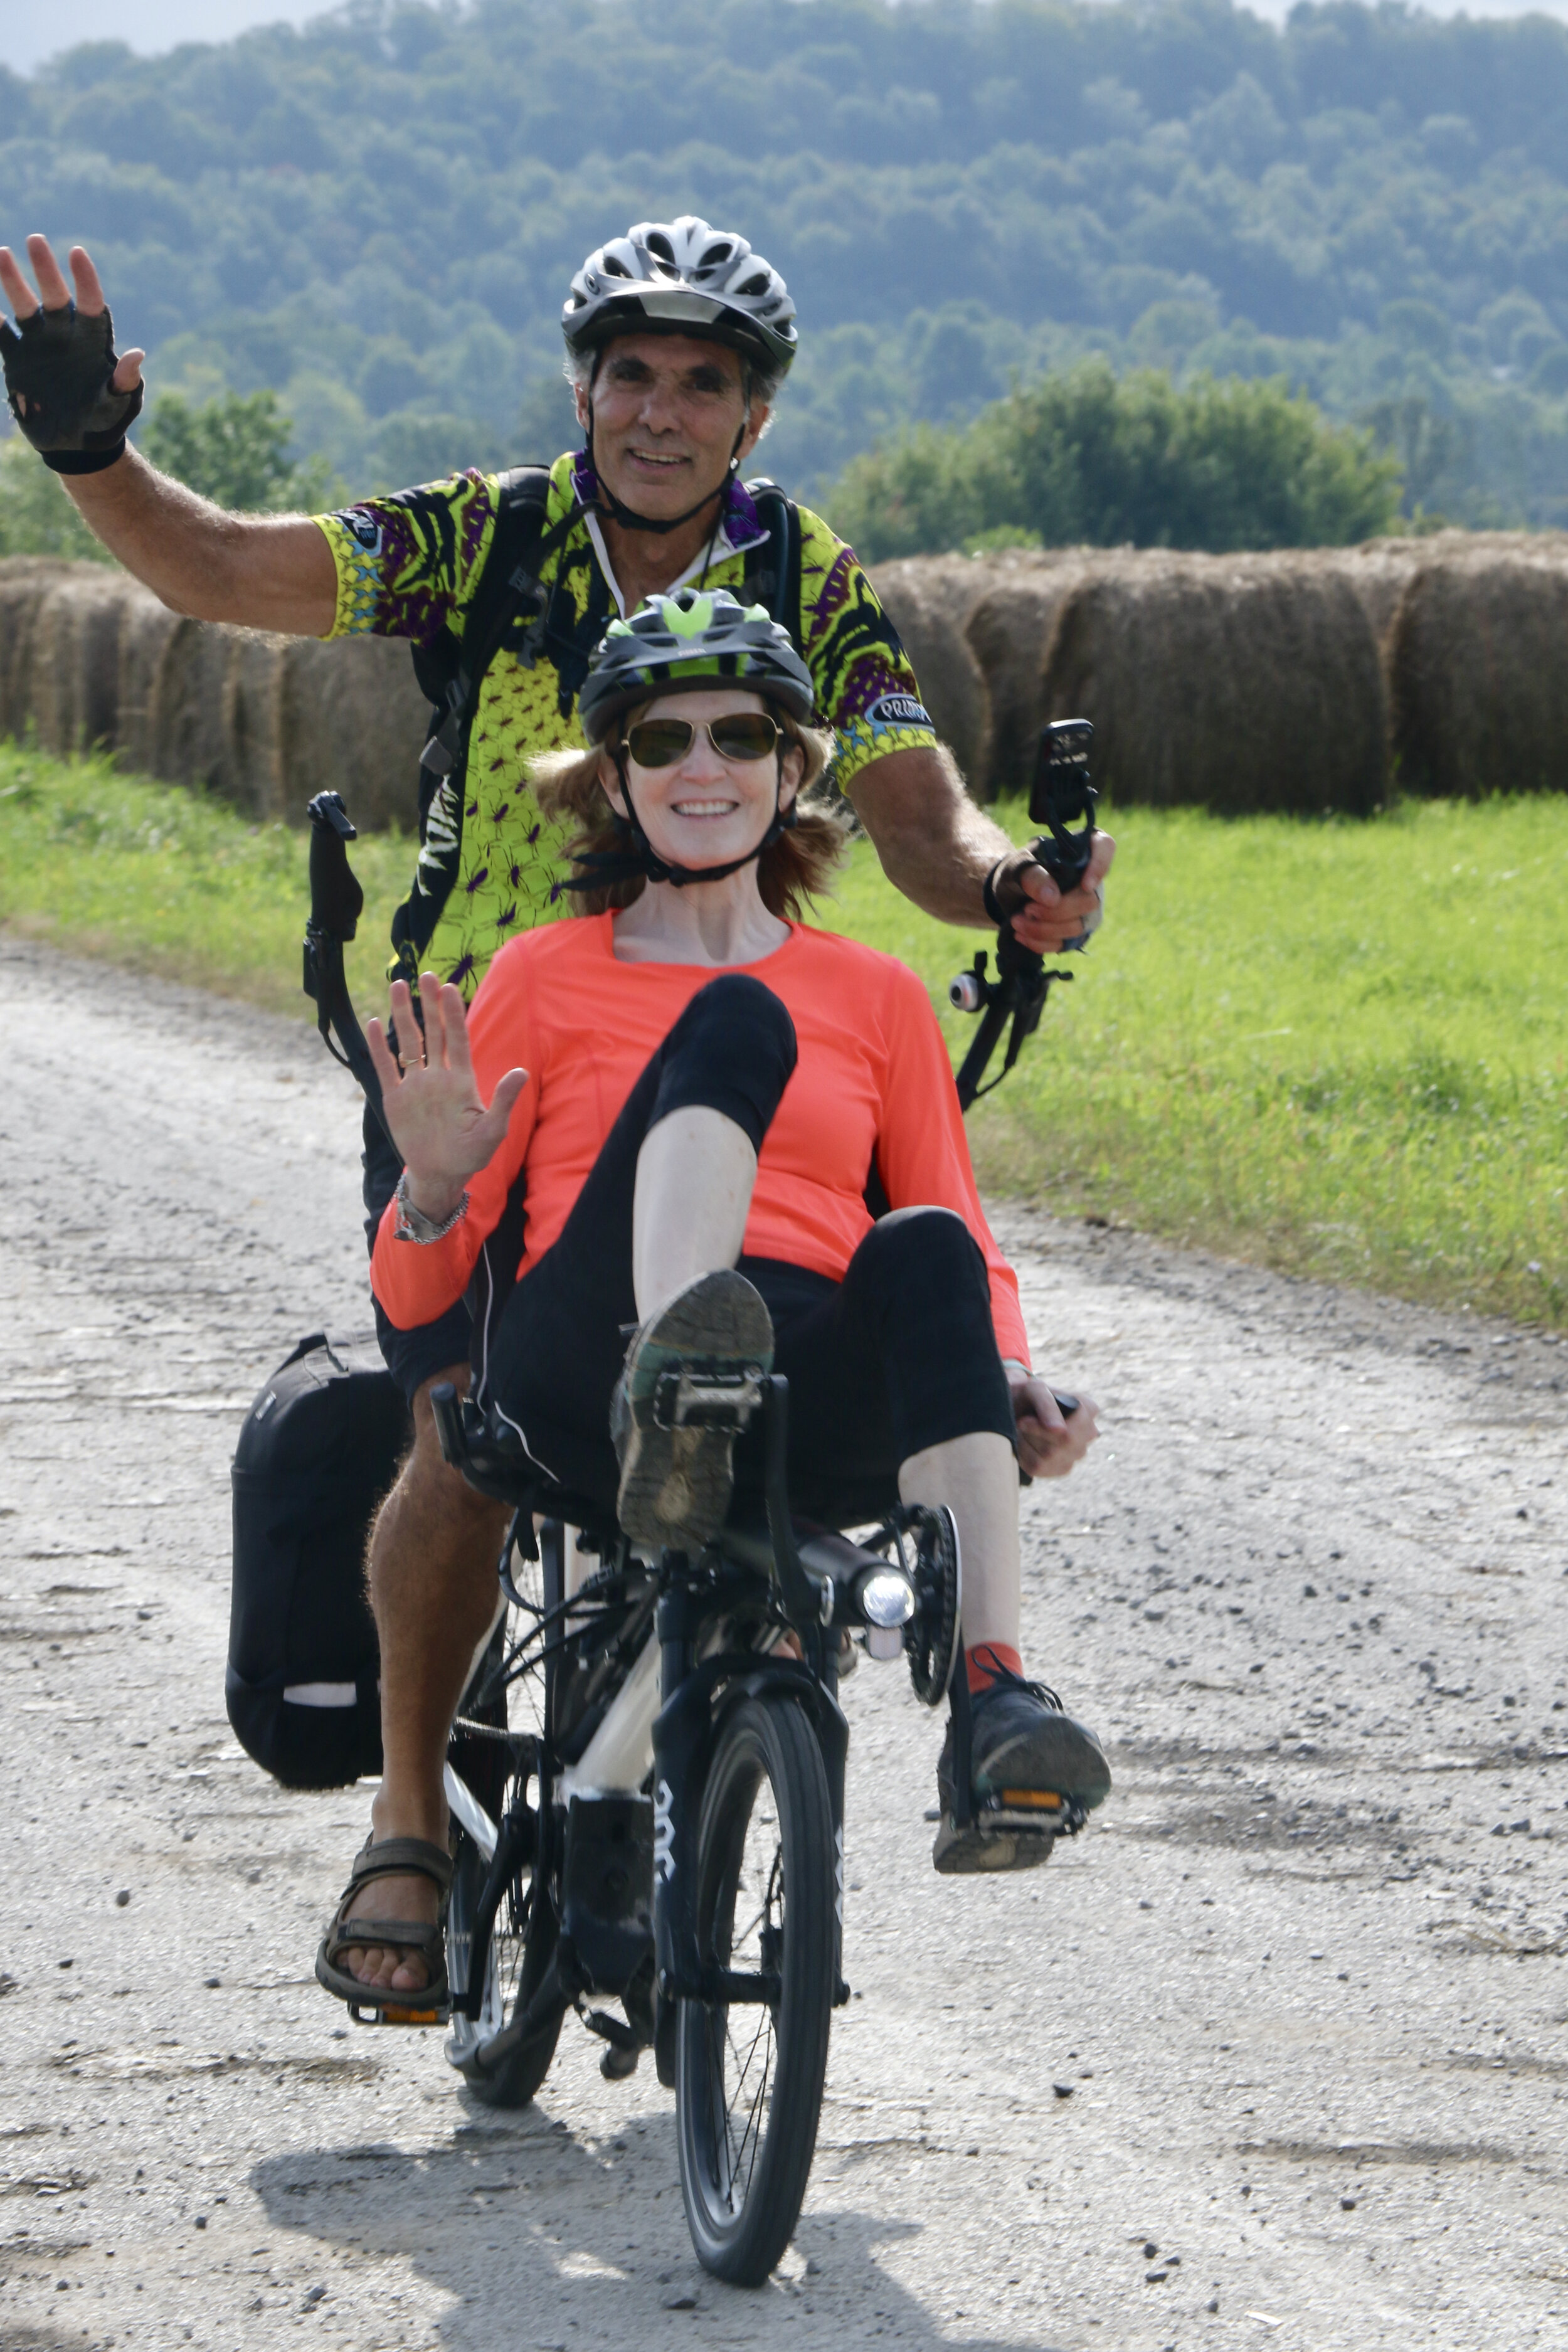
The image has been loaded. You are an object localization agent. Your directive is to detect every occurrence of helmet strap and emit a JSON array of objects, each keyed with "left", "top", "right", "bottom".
[
  {"left": 581, "top": 389, "right": 748, "bottom": 539},
  {"left": 563, "top": 743, "right": 792, "bottom": 893}
]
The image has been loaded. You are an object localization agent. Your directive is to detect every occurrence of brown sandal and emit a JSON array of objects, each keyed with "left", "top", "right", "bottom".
[{"left": 315, "top": 1835, "right": 453, "bottom": 2023}]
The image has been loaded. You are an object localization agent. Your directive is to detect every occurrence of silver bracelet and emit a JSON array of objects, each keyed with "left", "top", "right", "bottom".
[{"left": 393, "top": 1167, "right": 469, "bottom": 1244}]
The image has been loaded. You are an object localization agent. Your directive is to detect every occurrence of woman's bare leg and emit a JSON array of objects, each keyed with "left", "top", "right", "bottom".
[
  {"left": 631, "top": 1106, "right": 757, "bottom": 1320},
  {"left": 898, "top": 1429, "right": 1020, "bottom": 1656}
]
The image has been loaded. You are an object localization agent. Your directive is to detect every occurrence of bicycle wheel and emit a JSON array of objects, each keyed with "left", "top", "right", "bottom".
[
  {"left": 447, "top": 1803, "right": 563, "bottom": 2109},
  {"left": 676, "top": 1693, "right": 835, "bottom": 2284},
  {"left": 445, "top": 1589, "right": 564, "bottom": 2109}
]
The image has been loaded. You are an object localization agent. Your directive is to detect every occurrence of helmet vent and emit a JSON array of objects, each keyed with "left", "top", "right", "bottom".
[{"left": 564, "top": 218, "right": 797, "bottom": 376}]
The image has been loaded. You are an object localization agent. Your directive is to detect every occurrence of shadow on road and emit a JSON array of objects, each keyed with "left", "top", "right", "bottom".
[{"left": 250, "top": 2098, "right": 1076, "bottom": 2349}]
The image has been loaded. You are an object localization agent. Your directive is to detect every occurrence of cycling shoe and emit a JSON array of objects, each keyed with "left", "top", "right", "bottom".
[
  {"left": 612, "top": 1269, "right": 773, "bottom": 1552},
  {"left": 933, "top": 1666, "right": 1111, "bottom": 1876}
]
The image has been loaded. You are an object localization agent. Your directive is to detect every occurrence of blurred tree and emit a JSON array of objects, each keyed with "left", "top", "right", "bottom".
[
  {"left": 512, "top": 370, "right": 580, "bottom": 462},
  {"left": 0, "top": 436, "right": 114, "bottom": 561},
  {"left": 140, "top": 389, "right": 335, "bottom": 511},
  {"left": 1362, "top": 396, "right": 1471, "bottom": 522},
  {"left": 366, "top": 410, "right": 501, "bottom": 489},
  {"left": 827, "top": 363, "right": 1403, "bottom": 558}
]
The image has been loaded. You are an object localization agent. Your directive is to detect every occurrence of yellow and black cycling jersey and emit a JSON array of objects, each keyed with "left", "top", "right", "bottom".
[{"left": 314, "top": 452, "right": 938, "bottom": 999}]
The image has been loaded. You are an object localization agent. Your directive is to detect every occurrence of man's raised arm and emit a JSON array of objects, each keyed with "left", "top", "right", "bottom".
[{"left": 0, "top": 235, "right": 337, "bottom": 638}]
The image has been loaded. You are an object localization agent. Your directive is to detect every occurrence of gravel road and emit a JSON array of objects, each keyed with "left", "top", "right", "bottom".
[{"left": 3, "top": 936, "right": 1566, "bottom": 2352}]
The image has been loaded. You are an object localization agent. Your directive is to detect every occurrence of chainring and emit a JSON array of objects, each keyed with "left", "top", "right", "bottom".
[{"left": 903, "top": 1503, "right": 961, "bottom": 1707}]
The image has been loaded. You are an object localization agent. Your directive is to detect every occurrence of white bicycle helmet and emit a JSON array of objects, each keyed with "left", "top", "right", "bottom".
[{"left": 563, "top": 216, "right": 797, "bottom": 380}]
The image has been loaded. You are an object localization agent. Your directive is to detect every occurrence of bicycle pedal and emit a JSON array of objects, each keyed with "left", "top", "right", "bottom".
[
  {"left": 351, "top": 2000, "right": 451, "bottom": 2028},
  {"left": 650, "top": 1365, "right": 765, "bottom": 1432},
  {"left": 932, "top": 1809, "right": 1057, "bottom": 1877},
  {"left": 985, "top": 1790, "right": 1089, "bottom": 1836},
  {"left": 991, "top": 1788, "right": 1065, "bottom": 1820}
]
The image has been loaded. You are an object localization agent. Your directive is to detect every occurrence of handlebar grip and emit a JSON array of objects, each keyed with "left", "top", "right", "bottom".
[{"left": 429, "top": 1379, "right": 465, "bottom": 1470}]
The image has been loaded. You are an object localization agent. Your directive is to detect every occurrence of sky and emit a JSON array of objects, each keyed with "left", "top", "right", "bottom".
[
  {"left": 0, "top": 1, "right": 323, "bottom": 77},
  {"left": 3, "top": 0, "right": 1568, "bottom": 78}
]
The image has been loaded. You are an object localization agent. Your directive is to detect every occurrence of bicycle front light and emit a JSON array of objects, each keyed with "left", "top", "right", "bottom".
[{"left": 856, "top": 1566, "right": 916, "bottom": 1630}]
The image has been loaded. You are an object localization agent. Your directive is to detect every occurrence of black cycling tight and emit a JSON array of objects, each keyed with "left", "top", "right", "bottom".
[{"left": 482, "top": 973, "right": 1016, "bottom": 1525}]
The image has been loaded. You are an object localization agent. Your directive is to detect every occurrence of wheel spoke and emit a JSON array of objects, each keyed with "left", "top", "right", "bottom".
[
  {"left": 724, "top": 2003, "right": 770, "bottom": 2114},
  {"left": 741, "top": 2033, "right": 773, "bottom": 2200},
  {"left": 729, "top": 2029, "right": 771, "bottom": 2201},
  {"left": 707, "top": 1779, "right": 788, "bottom": 2216},
  {"left": 681, "top": 1698, "right": 832, "bottom": 2275}
]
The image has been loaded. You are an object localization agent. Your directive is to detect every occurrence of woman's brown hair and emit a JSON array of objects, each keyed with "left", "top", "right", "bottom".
[{"left": 530, "top": 698, "right": 849, "bottom": 919}]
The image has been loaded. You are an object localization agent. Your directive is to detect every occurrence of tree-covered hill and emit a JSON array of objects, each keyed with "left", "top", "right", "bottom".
[{"left": 4, "top": 0, "right": 1568, "bottom": 523}]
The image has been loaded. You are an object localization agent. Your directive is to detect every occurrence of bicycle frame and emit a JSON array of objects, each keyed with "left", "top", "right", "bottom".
[{"left": 435, "top": 1376, "right": 883, "bottom": 2050}]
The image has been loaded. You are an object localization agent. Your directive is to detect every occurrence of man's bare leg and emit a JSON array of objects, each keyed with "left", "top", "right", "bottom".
[
  {"left": 337, "top": 1113, "right": 760, "bottom": 1992},
  {"left": 337, "top": 1364, "right": 511, "bottom": 1993}
]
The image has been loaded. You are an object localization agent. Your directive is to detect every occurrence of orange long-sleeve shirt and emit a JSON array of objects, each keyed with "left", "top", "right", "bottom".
[{"left": 370, "top": 914, "right": 1029, "bottom": 1367}]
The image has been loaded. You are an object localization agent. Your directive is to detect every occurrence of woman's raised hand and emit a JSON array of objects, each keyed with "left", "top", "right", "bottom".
[{"left": 366, "top": 973, "right": 527, "bottom": 1220}]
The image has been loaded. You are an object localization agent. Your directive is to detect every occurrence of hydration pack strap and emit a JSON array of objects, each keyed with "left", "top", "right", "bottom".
[
  {"left": 738, "top": 478, "right": 803, "bottom": 650},
  {"left": 414, "top": 467, "right": 587, "bottom": 787}
]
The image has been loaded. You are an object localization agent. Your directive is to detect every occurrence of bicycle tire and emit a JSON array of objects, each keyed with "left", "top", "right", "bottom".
[
  {"left": 447, "top": 1817, "right": 563, "bottom": 2109},
  {"left": 445, "top": 1600, "right": 564, "bottom": 2110},
  {"left": 676, "top": 1692, "right": 835, "bottom": 2284}
]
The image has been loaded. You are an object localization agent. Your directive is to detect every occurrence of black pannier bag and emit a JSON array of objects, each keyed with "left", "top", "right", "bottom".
[{"left": 228, "top": 1332, "right": 410, "bottom": 1788}]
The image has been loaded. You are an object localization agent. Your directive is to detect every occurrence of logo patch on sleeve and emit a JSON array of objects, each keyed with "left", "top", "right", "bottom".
[
  {"left": 867, "top": 693, "right": 932, "bottom": 729},
  {"left": 337, "top": 509, "right": 384, "bottom": 554}
]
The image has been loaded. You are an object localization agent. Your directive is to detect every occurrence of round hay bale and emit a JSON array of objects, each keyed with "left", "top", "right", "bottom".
[
  {"left": 28, "top": 566, "right": 137, "bottom": 758},
  {"left": 0, "top": 557, "right": 74, "bottom": 743},
  {"left": 867, "top": 556, "right": 995, "bottom": 792},
  {"left": 1388, "top": 541, "right": 1568, "bottom": 798},
  {"left": 218, "top": 630, "right": 287, "bottom": 820},
  {"left": 1041, "top": 551, "right": 1388, "bottom": 817},
  {"left": 963, "top": 553, "right": 1106, "bottom": 801},
  {"left": 279, "top": 635, "right": 430, "bottom": 832},
  {"left": 1318, "top": 529, "right": 1568, "bottom": 655},
  {"left": 115, "top": 585, "right": 186, "bottom": 776},
  {"left": 144, "top": 615, "right": 232, "bottom": 797},
  {"left": 1322, "top": 538, "right": 1433, "bottom": 650}
]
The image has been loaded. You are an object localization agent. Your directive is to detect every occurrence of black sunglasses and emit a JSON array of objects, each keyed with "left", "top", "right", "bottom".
[{"left": 622, "top": 712, "right": 783, "bottom": 768}]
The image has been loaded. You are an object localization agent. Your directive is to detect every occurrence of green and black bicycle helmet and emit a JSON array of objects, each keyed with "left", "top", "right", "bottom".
[
  {"left": 569, "top": 588, "right": 817, "bottom": 893},
  {"left": 579, "top": 586, "right": 815, "bottom": 744},
  {"left": 563, "top": 216, "right": 797, "bottom": 381}
]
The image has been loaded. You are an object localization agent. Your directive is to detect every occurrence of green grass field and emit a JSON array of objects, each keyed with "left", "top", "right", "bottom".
[
  {"left": 4, "top": 735, "right": 1564, "bottom": 1328},
  {"left": 833, "top": 797, "right": 1568, "bottom": 1330},
  {"left": 0, "top": 740, "right": 415, "bottom": 1022}
]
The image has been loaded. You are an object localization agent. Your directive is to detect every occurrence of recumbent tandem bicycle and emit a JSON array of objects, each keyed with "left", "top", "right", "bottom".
[{"left": 286, "top": 719, "right": 1099, "bottom": 2283}]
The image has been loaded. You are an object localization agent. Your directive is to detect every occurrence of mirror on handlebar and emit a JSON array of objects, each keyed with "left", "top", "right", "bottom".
[{"left": 1029, "top": 716, "right": 1097, "bottom": 895}]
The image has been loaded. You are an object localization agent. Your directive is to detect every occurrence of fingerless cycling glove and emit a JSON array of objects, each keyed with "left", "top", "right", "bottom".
[{"left": 0, "top": 300, "right": 143, "bottom": 473}]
